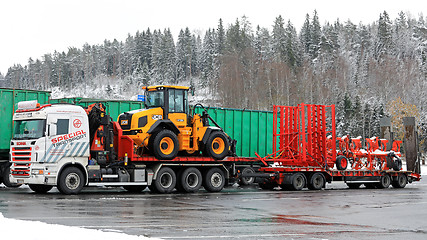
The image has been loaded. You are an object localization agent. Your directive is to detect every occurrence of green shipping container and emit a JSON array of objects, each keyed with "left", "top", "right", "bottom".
[
  {"left": 50, "top": 98, "right": 145, "bottom": 121},
  {"left": 0, "top": 88, "right": 50, "bottom": 157},
  {"left": 194, "top": 106, "right": 273, "bottom": 158}
]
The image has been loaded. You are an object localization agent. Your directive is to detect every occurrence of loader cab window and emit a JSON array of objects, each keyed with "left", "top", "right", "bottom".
[
  {"left": 168, "top": 89, "right": 185, "bottom": 113},
  {"left": 145, "top": 90, "right": 164, "bottom": 108}
]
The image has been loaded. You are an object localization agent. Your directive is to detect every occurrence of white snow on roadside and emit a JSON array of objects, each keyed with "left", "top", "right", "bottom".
[{"left": 0, "top": 213, "right": 159, "bottom": 240}]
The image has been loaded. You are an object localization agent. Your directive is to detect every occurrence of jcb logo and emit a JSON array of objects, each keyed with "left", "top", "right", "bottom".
[{"left": 121, "top": 120, "right": 129, "bottom": 125}]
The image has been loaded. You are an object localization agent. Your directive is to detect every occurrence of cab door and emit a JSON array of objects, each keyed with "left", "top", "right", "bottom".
[
  {"left": 167, "top": 89, "right": 187, "bottom": 128},
  {"left": 43, "top": 114, "right": 70, "bottom": 163}
]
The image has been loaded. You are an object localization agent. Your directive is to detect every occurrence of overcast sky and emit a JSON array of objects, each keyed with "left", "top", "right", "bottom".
[{"left": 0, "top": 0, "right": 426, "bottom": 75}]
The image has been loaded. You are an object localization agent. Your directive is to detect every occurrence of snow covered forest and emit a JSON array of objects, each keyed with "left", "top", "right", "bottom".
[{"left": 1, "top": 11, "right": 427, "bottom": 151}]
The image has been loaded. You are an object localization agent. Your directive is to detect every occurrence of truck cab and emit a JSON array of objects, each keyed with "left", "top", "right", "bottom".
[{"left": 10, "top": 100, "right": 90, "bottom": 193}]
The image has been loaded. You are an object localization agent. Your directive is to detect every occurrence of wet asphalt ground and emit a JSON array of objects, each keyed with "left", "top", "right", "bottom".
[{"left": 1, "top": 181, "right": 426, "bottom": 240}]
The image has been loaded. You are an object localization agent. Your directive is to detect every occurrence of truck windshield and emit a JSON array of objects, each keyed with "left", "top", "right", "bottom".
[
  {"left": 13, "top": 119, "right": 46, "bottom": 140},
  {"left": 145, "top": 90, "right": 164, "bottom": 108}
]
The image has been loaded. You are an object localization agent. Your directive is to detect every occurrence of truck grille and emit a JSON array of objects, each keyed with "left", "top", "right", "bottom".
[{"left": 11, "top": 147, "right": 32, "bottom": 177}]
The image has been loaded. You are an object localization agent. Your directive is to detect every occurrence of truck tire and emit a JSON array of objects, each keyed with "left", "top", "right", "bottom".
[
  {"left": 377, "top": 174, "right": 391, "bottom": 189},
  {"left": 152, "top": 130, "right": 179, "bottom": 160},
  {"left": 29, "top": 184, "right": 53, "bottom": 193},
  {"left": 392, "top": 174, "right": 407, "bottom": 188},
  {"left": 205, "top": 132, "right": 229, "bottom": 160},
  {"left": 2, "top": 166, "right": 21, "bottom": 188},
  {"left": 289, "top": 173, "right": 306, "bottom": 191},
  {"left": 336, "top": 155, "right": 348, "bottom": 170},
  {"left": 307, "top": 172, "right": 324, "bottom": 190},
  {"left": 178, "top": 167, "right": 202, "bottom": 193},
  {"left": 57, "top": 167, "right": 85, "bottom": 195},
  {"left": 203, "top": 167, "right": 225, "bottom": 192},
  {"left": 151, "top": 167, "right": 176, "bottom": 193},
  {"left": 122, "top": 185, "right": 147, "bottom": 193},
  {"left": 238, "top": 167, "right": 255, "bottom": 186}
]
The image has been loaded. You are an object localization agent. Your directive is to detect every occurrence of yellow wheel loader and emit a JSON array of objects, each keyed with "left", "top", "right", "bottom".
[{"left": 118, "top": 85, "right": 236, "bottom": 160}]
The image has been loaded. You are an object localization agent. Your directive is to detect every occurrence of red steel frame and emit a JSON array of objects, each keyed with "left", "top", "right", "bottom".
[{"left": 268, "top": 103, "right": 336, "bottom": 168}]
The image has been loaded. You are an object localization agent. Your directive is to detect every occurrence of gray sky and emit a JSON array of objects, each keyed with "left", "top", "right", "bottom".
[{"left": 0, "top": 0, "right": 426, "bottom": 75}]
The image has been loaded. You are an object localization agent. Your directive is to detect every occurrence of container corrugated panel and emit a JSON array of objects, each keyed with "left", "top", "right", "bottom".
[
  {"left": 50, "top": 98, "right": 145, "bottom": 121},
  {"left": 0, "top": 88, "right": 50, "bottom": 154},
  {"left": 194, "top": 106, "right": 273, "bottom": 158}
]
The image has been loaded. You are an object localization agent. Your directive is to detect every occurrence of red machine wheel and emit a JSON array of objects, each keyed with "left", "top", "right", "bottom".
[{"left": 336, "top": 155, "right": 348, "bottom": 170}]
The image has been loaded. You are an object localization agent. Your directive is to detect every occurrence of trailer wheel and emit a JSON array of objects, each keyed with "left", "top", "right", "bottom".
[
  {"left": 347, "top": 183, "right": 362, "bottom": 189},
  {"left": 205, "top": 132, "right": 229, "bottom": 160},
  {"left": 29, "top": 184, "right": 53, "bottom": 193},
  {"left": 336, "top": 155, "right": 348, "bottom": 170},
  {"left": 152, "top": 167, "right": 176, "bottom": 193},
  {"left": 2, "top": 166, "right": 21, "bottom": 188},
  {"left": 152, "top": 130, "right": 179, "bottom": 160},
  {"left": 392, "top": 174, "right": 407, "bottom": 188},
  {"left": 289, "top": 173, "right": 306, "bottom": 191},
  {"left": 377, "top": 174, "right": 391, "bottom": 189},
  {"left": 307, "top": 173, "right": 324, "bottom": 190},
  {"left": 203, "top": 167, "right": 225, "bottom": 192},
  {"left": 57, "top": 167, "right": 84, "bottom": 195},
  {"left": 123, "top": 185, "right": 147, "bottom": 193},
  {"left": 239, "top": 167, "right": 255, "bottom": 186},
  {"left": 178, "top": 167, "right": 202, "bottom": 193}
]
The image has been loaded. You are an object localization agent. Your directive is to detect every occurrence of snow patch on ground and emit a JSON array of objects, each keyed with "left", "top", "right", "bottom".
[{"left": 0, "top": 212, "right": 158, "bottom": 240}]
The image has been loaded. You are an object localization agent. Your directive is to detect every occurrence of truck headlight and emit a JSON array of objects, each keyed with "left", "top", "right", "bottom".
[{"left": 31, "top": 169, "right": 44, "bottom": 175}]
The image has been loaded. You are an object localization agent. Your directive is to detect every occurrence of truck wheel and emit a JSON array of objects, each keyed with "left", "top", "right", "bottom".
[
  {"left": 203, "top": 167, "right": 225, "bottom": 192},
  {"left": 336, "top": 155, "right": 348, "bottom": 170},
  {"left": 307, "top": 173, "right": 324, "bottom": 190},
  {"left": 123, "top": 185, "right": 147, "bottom": 193},
  {"left": 152, "top": 130, "right": 179, "bottom": 160},
  {"left": 29, "top": 184, "right": 53, "bottom": 193},
  {"left": 392, "top": 174, "right": 407, "bottom": 188},
  {"left": 57, "top": 167, "right": 85, "bottom": 195},
  {"left": 377, "top": 174, "right": 391, "bottom": 189},
  {"left": 205, "top": 132, "right": 229, "bottom": 160},
  {"left": 2, "top": 166, "right": 21, "bottom": 188},
  {"left": 238, "top": 167, "right": 255, "bottom": 186},
  {"left": 178, "top": 167, "right": 202, "bottom": 193},
  {"left": 152, "top": 167, "right": 176, "bottom": 193},
  {"left": 289, "top": 173, "right": 306, "bottom": 191},
  {"left": 347, "top": 183, "right": 361, "bottom": 189}
]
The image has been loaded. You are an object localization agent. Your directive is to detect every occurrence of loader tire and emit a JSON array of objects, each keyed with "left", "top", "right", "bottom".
[
  {"left": 205, "top": 131, "right": 229, "bottom": 160},
  {"left": 392, "top": 159, "right": 402, "bottom": 171},
  {"left": 152, "top": 130, "right": 179, "bottom": 160}
]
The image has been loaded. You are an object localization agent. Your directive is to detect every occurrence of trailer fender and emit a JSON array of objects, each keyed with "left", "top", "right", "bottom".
[{"left": 201, "top": 127, "right": 221, "bottom": 144}]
